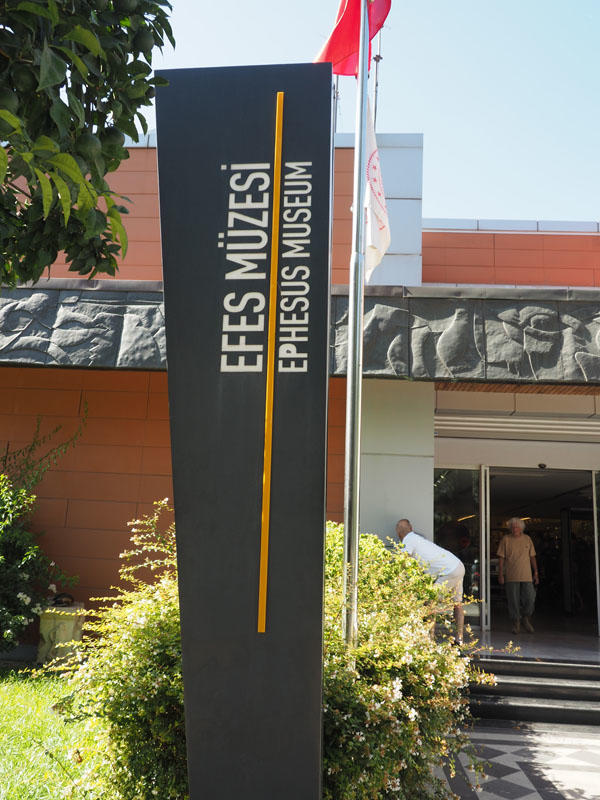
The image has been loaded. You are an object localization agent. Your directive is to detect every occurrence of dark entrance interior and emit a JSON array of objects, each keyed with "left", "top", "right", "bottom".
[{"left": 490, "top": 468, "right": 598, "bottom": 635}]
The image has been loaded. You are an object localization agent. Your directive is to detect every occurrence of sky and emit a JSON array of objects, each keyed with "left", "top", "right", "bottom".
[{"left": 148, "top": 0, "right": 600, "bottom": 222}]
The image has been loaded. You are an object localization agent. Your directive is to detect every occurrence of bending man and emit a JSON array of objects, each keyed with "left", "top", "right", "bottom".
[{"left": 396, "top": 518, "right": 465, "bottom": 644}]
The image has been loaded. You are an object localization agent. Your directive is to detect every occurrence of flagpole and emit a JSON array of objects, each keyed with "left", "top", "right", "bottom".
[
  {"left": 373, "top": 31, "right": 382, "bottom": 128},
  {"left": 342, "top": 0, "right": 370, "bottom": 648}
]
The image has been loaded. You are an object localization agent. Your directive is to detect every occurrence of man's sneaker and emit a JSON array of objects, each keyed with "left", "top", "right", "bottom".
[
  {"left": 512, "top": 619, "right": 521, "bottom": 634},
  {"left": 522, "top": 616, "right": 534, "bottom": 633}
]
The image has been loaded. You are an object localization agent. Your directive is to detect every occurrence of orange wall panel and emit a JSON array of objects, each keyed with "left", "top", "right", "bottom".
[
  {"left": 423, "top": 231, "right": 600, "bottom": 287},
  {"left": 48, "top": 145, "right": 356, "bottom": 285},
  {"left": 0, "top": 366, "right": 345, "bottom": 603},
  {"left": 0, "top": 365, "right": 173, "bottom": 605},
  {"left": 326, "top": 377, "right": 346, "bottom": 522},
  {"left": 43, "top": 144, "right": 600, "bottom": 290},
  {"left": 49, "top": 148, "right": 163, "bottom": 282}
]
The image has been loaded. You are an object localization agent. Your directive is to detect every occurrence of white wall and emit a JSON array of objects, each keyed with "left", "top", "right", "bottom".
[
  {"left": 436, "top": 437, "right": 600, "bottom": 472},
  {"left": 334, "top": 133, "right": 423, "bottom": 286},
  {"left": 359, "top": 380, "right": 434, "bottom": 541}
]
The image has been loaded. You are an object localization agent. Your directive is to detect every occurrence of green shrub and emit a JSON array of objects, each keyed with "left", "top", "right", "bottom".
[
  {"left": 59, "top": 500, "right": 187, "bottom": 800},
  {"left": 60, "top": 512, "right": 486, "bottom": 799},
  {"left": 322, "top": 523, "right": 486, "bottom": 799},
  {"left": 0, "top": 416, "right": 84, "bottom": 651},
  {"left": 0, "top": 474, "right": 71, "bottom": 651}
]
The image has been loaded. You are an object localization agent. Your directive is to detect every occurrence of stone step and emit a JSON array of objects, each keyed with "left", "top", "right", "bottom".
[
  {"left": 470, "top": 673, "right": 600, "bottom": 702},
  {"left": 473, "top": 655, "right": 600, "bottom": 681},
  {"left": 470, "top": 694, "right": 600, "bottom": 725}
]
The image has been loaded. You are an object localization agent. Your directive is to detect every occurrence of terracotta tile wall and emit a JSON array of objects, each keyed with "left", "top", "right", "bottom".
[
  {"left": 50, "top": 148, "right": 163, "bottom": 281},
  {"left": 0, "top": 366, "right": 172, "bottom": 604},
  {"left": 0, "top": 365, "right": 346, "bottom": 600},
  {"left": 423, "top": 231, "right": 600, "bottom": 287},
  {"left": 46, "top": 145, "right": 600, "bottom": 289},
  {"left": 327, "top": 377, "right": 346, "bottom": 522},
  {"left": 331, "top": 149, "right": 353, "bottom": 286},
  {"left": 49, "top": 146, "right": 355, "bottom": 284}
]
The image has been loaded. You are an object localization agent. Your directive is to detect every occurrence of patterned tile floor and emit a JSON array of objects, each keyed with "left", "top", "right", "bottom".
[{"left": 441, "top": 721, "right": 600, "bottom": 799}]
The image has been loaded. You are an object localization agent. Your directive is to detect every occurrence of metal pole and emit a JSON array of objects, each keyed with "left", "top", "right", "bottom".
[
  {"left": 373, "top": 31, "right": 382, "bottom": 129},
  {"left": 333, "top": 75, "right": 340, "bottom": 134},
  {"left": 342, "top": 0, "right": 370, "bottom": 648}
]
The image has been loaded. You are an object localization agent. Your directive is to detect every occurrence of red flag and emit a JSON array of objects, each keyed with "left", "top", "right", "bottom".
[{"left": 315, "top": 0, "right": 391, "bottom": 76}]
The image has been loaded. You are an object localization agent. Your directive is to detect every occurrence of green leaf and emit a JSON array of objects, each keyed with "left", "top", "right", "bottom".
[
  {"left": 33, "top": 135, "right": 60, "bottom": 155},
  {"left": 62, "top": 25, "right": 104, "bottom": 58},
  {"left": 76, "top": 183, "right": 94, "bottom": 214},
  {"left": 16, "top": 1, "right": 55, "bottom": 21},
  {"left": 49, "top": 153, "right": 86, "bottom": 186},
  {"left": 50, "top": 171, "right": 71, "bottom": 224},
  {"left": 0, "top": 147, "right": 7, "bottom": 184},
  {"left": 114, "top": 116, "right": 138, "bottom": 139},
  {"left": 0, "top": 109, "right": 21, "bottom": 134},
  {"left": 136, "top": 112, "right": 148, "bottom": 136},
  {"left": 46, "top": 0, "right": 59, "bottom": 25},
  {"left": 85, "top": 208, "right": 106, "bottom": 237},
  {"left": 38, "top": 42, "right": 67, "bottom": 90},
  {"left": 66, "top": 90, "right": 85, "bottom": 126},
  {"left": 34, "top": 168, "right": 53, "bottom": 219},
  {"left": 55, "top": 46, "right": 89, "bottom": 82},
  {"left": 9, "top": 10, "right": 38, "bottom": 33},
  {"left": 107, "top": 207, "right": 128, "bottom": 256},
  {"left": 129, "top": 60, "right": 152, "bottom": 78},
  {"left": 49, "top": 98, "right": 71, "bottom": 139}
]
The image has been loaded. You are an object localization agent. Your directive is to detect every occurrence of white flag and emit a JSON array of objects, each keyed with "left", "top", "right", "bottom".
[{"left": 364, "top": 100, "right": 391, "bottom": 282}]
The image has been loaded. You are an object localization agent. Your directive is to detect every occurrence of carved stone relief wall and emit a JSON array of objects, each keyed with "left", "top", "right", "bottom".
[
  {"left": 332, "top": 294, "right": 600, "bottom": 384},
  {"left": 0, "top": 287, "right": 166, "bottom": 370},
  {"left": 1, "top": 284, "right": 600, "bottom": 384}
]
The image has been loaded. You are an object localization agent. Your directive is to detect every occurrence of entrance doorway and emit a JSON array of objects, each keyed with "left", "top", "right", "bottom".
[
  {"left": 489, "top": 467, "right": 598, "bottom": 636},
  {"left": 433, "top": 466, "right": 600, "bottom": 639}
]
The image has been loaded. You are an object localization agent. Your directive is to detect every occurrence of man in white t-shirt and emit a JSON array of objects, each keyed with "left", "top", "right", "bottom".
[{"left": 396, "top": 518, "right": 465, "bottom": 644}]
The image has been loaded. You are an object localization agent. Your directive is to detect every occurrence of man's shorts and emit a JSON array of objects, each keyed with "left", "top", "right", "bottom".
[{"left": 435, "top": 562, "right": 465, "bottom": 604}]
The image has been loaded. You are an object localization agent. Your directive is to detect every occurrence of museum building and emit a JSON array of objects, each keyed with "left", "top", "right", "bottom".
[{"left": 2, "top": 132, "right": 600, "bottom": 652}]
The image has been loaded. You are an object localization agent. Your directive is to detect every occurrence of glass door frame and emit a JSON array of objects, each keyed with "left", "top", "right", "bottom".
[
  {"left": 480, "top": 465, "right": 491, "bottom": 631},
  {"left": 485, "top": 466, "right": 600, "bottom": 638},
  {"left": 437, "top": 465, "right": 600, "bottom": 636},
  {"left": 433, "top": 464, "right": 487, "bottom": 631},
  {"left": 592, "top": 472, "right": 600, "bottom": 636}
]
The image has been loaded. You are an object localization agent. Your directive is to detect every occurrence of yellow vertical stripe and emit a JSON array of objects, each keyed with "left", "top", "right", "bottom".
[{"left": 258, "top": 91, "right": 285, "bottom": 634}]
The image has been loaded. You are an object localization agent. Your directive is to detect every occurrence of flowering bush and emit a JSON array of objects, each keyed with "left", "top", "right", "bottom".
[
  {"left": 58, "top": 500, "right": 187, "bottom": 800},
  {"left": 0, "top": 416, "right": 83, "bottom": 651},
  {"left": 0, "top": 474, "right": 71, "bottom": 651},
  {"left": 58, "top": 512, "right": 488, "bottom": 799},
  {"left": 323, "top": 523, "right": 489, "bottom": 799}
]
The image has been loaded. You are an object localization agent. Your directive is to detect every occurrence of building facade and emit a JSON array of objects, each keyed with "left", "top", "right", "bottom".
[{"left": 2, "top": 133, "right": 600, "bottom": 644}]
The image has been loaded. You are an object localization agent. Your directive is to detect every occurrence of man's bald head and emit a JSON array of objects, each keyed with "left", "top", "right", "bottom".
[{"left": 396, "top": 519, "right": 412, "bottom": 540}]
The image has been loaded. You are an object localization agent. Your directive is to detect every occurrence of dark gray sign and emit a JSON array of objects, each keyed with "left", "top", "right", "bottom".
[{"left": 156, "top": 64, "right": 332, "bottom": 798}]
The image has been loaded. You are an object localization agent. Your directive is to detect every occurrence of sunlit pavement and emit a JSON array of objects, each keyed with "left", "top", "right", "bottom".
[{"left": 441, "top": 720, "right": 600, "bottom": 799}]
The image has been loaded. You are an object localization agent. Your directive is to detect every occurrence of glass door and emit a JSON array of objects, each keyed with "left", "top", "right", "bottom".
[
  {"left": 433, "top": 468, "right": 482, "bottom": 628},
  {"left": 592, "top": 472, "right": 600, "bottom": 636},
  {"left": 480, "top": 465, "right": 490, "bottom": 631},
  {"left": 489, "top": 467, "right": 596, "bottom": 635}
]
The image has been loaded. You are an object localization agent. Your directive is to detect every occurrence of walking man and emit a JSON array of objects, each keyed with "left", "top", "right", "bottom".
[
  {"left": 396, "top": 519, "right": 465, "bottom": 644},
  {"left": 497, "top": 517, "right": 539, "bottom": 634}
]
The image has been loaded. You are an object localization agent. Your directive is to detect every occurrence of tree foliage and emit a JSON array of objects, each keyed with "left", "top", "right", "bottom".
[{"left": 0, "top": 0, "right": 174, "bottom": 285}]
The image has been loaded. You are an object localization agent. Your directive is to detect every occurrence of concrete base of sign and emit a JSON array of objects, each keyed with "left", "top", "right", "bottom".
[{"left": 37, "top": 604, "right": 85, "bottom": 664}]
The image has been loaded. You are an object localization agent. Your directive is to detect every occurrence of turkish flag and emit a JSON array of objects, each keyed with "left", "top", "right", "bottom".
[{"left": 315, "top": 0, "right": 391, "bottom": 76}]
